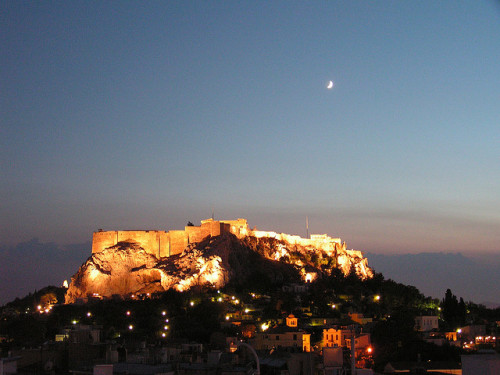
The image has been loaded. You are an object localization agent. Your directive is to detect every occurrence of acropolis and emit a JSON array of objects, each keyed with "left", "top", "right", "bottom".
[{"left": 91, "top": 218, "right": 349, "bottom": 259}]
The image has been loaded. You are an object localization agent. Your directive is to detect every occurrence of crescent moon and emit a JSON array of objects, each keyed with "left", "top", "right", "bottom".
[{"left": 327, "top": 80, "right": 334, "bottom": 89}]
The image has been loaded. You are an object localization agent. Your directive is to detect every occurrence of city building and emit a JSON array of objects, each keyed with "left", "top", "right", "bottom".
[
  {"left": 414, "top": 315, "right": 439, "bottom": 332},
  {"left": 323, "top": 327, "right": 356, "bottom": 348},
  {"left": 252, "top": 315, "right": 311, "bottom": 352}
]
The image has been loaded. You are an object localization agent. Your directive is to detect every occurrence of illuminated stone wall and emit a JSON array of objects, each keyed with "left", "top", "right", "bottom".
[
  {"left": 158, "top": 231, "right": 170, "bottom": 258},
  {"left": 90, "top": 218, "right": 367, "bottom": 277},
  {"left": 91, "top": 219, "right": 348, "bottom": 257},
  {"left": 91, "top": 219, "right": 238, "bottom": 258},
  {"left": 92, "top": 231, "right": 118, "bottom": 253},
  {"left": 116, "top": 230, "right": 165, "bottom": 258},
  {"left": 168, "top": 230, "right": 188, "bottom": 256}
]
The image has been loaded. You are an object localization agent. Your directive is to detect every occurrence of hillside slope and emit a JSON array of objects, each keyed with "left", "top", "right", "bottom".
[{"left": 65, "top": 232, "right": 372, "bottom": 303}]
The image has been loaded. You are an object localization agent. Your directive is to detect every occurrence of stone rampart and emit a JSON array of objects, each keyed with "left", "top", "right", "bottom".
[
  {"left": 92, "top": 231, "right": 118, "bottom": 253},
  {"left": 91, "top": 218, "right": 357, "bottom": 265},
  {"left": 117, "top": 230, "right": 166, "bottom": 257},
  {"left": 91, "top": 219, "right": 239, "bottom": 258}
]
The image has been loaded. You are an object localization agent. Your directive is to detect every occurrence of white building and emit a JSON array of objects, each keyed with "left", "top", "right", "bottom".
[{"left": 414, "top": 315, "right": 438, "bottom": 332}]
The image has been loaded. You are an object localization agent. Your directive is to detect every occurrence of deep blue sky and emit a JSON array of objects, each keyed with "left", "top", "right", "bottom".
[{"left": 1, "top": 2, "right": 499, "bottom": 302}]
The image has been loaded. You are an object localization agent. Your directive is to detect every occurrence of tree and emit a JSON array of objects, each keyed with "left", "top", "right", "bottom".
[
  {"left": 442, "top": 289, "right": 460, "bottom": 330},
  {"left": 458, "top": 297, "right": 467, "bottom": 326}
]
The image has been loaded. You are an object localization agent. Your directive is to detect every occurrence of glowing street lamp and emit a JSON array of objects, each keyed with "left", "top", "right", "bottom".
[{"left": 128, "top": 325, "right": 134, "bottom": 330}]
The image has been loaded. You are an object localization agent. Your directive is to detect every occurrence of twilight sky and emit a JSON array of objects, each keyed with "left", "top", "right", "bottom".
[{"left": 1, "top": 2, "right": 499, "bottom": 303}]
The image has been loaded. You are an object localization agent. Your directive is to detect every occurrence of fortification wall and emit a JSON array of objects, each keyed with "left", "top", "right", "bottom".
[
  {"left": 117, "top": 230, "right": 164, "bottom": 257},
  {"left": 90, "top": 219, "right": 244, "bottom": 258},
  {"left": 186, "top": 224, "right": 211, "bottom": 244},
  {"left": 168, "top": 230, "right": 188, "bottom": 256},
  {"left": 91, "top": 218, "right": 347, "bottom": 262},
  {"left": 220, "top": 219, "right": 248, "bottom": 237},
  {"left": 158, "top": 231, "right": 170, "bottom": 258},
  {"left": 92, "top": 231, "right": 118, "bottom": 253},
  {"left": 249, "top": 229, "right": 343, "bottom": 254}
]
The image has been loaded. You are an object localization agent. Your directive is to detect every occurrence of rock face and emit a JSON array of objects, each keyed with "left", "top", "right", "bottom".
[{"left": 65, "top": 227, "right": 373, "bottom": 303}]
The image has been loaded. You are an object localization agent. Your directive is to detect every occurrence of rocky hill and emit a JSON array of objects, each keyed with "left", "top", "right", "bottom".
[{"left": 65, "top": 229, "right": 373, "bottom": 304}]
